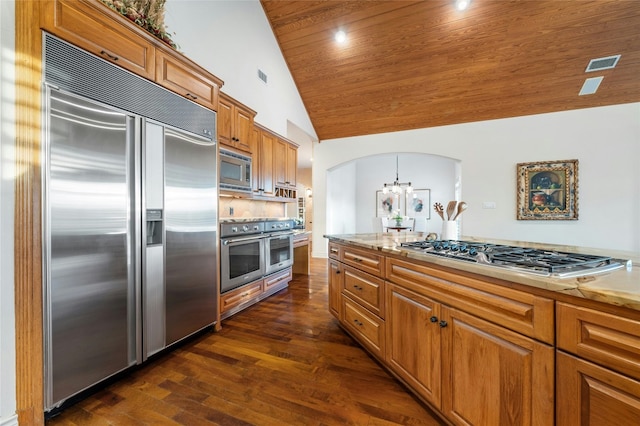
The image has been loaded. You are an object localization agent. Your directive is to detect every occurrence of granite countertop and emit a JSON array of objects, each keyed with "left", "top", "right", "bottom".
[{"left": 325, "top": 233, "right": 640, "bottom": 312}]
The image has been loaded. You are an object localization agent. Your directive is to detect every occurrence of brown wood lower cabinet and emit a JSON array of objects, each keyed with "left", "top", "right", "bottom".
[
  {"left": 327, "top": 241, "right": 640, "bottom": 425},
  {"left": 386, "top": 283, "right": 442, "bottom": 407},
  {"left": 386, "top": 282, "right": 554, "bottom": 425},
  {"left": 556, "top": 351, "right": 640, "bottom": 425},
  {"left": 441, "top": 307, "right": 554, "bottom": 426}
]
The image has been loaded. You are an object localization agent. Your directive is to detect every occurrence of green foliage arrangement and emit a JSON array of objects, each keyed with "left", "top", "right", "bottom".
[{"left": 100, "top": 0, "right": 178, "bottom": 49}]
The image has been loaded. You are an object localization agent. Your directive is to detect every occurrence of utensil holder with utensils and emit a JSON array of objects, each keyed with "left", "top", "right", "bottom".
[{"left": 434, "top": 200, "right": 466, "bottom": 240}]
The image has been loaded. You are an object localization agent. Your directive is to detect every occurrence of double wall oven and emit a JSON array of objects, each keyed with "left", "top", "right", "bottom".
[{"left": 220, "top": 219, "right": 295, "bottom": 293}]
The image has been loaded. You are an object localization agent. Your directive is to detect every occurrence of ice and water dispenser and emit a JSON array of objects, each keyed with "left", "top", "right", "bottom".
[{"left": 146, "top": 209, "right": 163, "bottom": 246}]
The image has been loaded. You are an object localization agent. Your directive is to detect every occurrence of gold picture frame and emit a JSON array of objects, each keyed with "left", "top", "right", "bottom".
[{"left": 517, "top": 159, "right": 579, "bottom": 220}]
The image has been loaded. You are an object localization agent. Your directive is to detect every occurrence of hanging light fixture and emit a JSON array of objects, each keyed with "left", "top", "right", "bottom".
[{"left": 382, "top": 156, "right": 413, "bottom": 195}]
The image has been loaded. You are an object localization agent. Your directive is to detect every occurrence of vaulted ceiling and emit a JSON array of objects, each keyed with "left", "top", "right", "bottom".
[{"left": 261, "top": 0, "right": 640, "bottom": 141}]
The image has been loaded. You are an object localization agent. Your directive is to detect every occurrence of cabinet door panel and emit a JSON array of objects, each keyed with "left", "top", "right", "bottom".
[
  {"left": 441, "top": 307, "right": 554, "bottom": 426},
  {"left": 260, "top": 132, "right": 275, "bottom": 196},
  {"left": 386, "top": 283, "right": 441, "bottom": 407},
  {"left": 557, "top": 351, "right": 640, "bottom": 426},
  {"left": 49, "top": 0, "right": 155, "bottom": 79},
  {"left": 217, "top": 99, "right": 233, "bottom": 147},
  {"left": 286, "top": 144, "right": 297, "bottom": 187},
  {"left": 328, "top": 260, "right": 342, "bottom": 318},
  {"left": 155, "top": 49, "right": 219, "bottom": 111},
  {"left": 234, "top": 108, "right": 252, "bottom": 153},
  {"left": 274, "top": 139, "right": 288, "bottom": 186}
]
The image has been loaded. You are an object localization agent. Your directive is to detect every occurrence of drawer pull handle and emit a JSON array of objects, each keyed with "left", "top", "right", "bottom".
[
  {"left": 439, "top": 320, "right": 448, "bottom": 328},
  {"left": 335, "top": 270, "right": 341, "bottom": 274},
  {"left": 353, "top": 257, "right": 363, "bottom": 262},
  {"left": 186, "top": 93, "right": 198, "bottom": 100},
  {"left": 430, "top": 316, "right": 438, "bottom": 323},
  {"left": 100, "top": 50, "right": 118, "bottom": 61},
  {"left": 353, "top": 319, "right": 363, "bottom": 327},
  {"left": 353, "top": 285, "right": 362, "bottom": 291}
]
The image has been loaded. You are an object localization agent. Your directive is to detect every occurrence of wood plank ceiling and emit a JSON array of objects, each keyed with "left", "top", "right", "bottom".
[{"left": 260, "top": 0, "right": 640, "bottom": 141}]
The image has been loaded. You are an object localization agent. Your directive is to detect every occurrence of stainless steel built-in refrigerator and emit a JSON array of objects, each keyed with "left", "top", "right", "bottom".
[{"left": 43, "top": 34, "right": 217, "bottom": 411}]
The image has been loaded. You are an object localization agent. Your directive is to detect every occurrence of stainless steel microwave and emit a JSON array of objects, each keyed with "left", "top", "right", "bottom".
[{"left": 219, "top": 148, "right": 252, "bottom": 192}]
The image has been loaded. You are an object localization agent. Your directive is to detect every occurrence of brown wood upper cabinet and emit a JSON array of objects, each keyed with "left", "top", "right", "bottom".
[
  {"left": 43, "top": 0, "right": 224, "bottom": 112},
  {"left": 218, "top": 93, "right": 255, "bottom": 154},
  {"left": 250, "top": 124, "right": 275, "bottom": 197},
  {"left": 44, "top": 0, "right": 155, "bottom": 79},
  {"left": 274, "top": 138, "right": 298, "bottom": 188},
  {"left": 155, "top": 47, "right": 222, "bottom": 112}
]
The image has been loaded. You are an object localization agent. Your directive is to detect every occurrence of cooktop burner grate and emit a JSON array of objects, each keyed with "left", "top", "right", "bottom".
[{"left": 400, "top": 240, "right": 625, "bottom": 277}]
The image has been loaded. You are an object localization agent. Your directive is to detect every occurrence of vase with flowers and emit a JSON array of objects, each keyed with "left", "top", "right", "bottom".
[{"left": 391, "top": 211, "right": 403, "bottom": 227}]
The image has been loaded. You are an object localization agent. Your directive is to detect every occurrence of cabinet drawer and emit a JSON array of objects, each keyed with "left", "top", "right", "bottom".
[
  {"left": 328, "top": 242, "right": 341, "bottom": 260},
  {"left": 342, "top": 265, "right": 385, "bottom": 317},
  {"left": 155, "top": 48, "right": 221, "bottom": 111},
  {"left": 342, "top": 296, "right": 385, "bottom": 359},
  {"left": 47, "top": 0, "right": 155, "bottom": 79},
  {"left": 557, "top": 302, "right": 640, "bottom": 381},
  {"left": 220, "top": 280, "right": 263, "bottom": 314},
  {"left": 341, "top": 246, "right": 384, "bottom": 277},
  {"left": 264, "top": 268, "right": 291, "bottom": 292},
  {"left": 386, "top": 257, "right": 554, "bottom": 344}
]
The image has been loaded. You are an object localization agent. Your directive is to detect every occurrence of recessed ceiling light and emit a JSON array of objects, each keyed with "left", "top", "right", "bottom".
[
  {"left": 335, "top": 30, "right": 347, "bottom": 44},
  {"left": 455, "top": 0, "right": 471, "bottom": 11}
]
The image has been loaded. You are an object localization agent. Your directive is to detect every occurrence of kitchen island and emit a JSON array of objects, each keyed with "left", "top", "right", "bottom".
[{"left": 325, "top": 232, "right": 640, "bottom": 426}]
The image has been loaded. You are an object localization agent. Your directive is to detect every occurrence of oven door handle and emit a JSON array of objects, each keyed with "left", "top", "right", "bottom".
[
  {"left": 267, "top": 231, "right": 294, "bottom": 238},
  {"left": 222, "top": 235, "right": 264, "bottom": 245}
]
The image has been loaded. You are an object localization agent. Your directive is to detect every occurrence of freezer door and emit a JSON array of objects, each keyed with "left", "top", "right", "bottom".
[
  {"left": 164, "top": 128, "right": 217, "bottom": 344},
  {"left": 44, "top": 89, "right": 137, "bottom": 410}
]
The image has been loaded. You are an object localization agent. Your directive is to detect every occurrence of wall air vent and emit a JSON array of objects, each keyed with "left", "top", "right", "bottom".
[
  {"left": 258, "top": 69, "right": 268, "bottom": 84},
  {"left": 585, "top": 55, "right": 621, "bottom": 72}
]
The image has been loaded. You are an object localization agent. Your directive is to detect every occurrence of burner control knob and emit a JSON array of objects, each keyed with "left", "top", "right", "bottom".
[
  {"left": 231, "top": 226, "right": 238, "bottom": 233},
  {"left": 242, "top": 225, "right": 249, "bottom": 232},
  {"left": 468, "top": 247, "right": 478, "bottom": 256}
]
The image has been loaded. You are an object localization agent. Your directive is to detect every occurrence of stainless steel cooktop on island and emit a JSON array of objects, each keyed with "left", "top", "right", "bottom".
[
  {"left": 400, "top": 239, "right": 630, "bottom": 278},
  {"left": 324, "top": 232, "right": 640, "bottom": 312}
]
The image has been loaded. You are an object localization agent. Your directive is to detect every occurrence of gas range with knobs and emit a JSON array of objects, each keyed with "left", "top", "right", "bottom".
[{"left": 400, "top": 240, "right": 630, "bottom": 278}]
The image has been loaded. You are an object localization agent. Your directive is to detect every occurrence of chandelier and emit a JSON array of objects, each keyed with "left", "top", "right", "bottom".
[{"left": 382, "top": 156, "right": 413, "bottom": 194}]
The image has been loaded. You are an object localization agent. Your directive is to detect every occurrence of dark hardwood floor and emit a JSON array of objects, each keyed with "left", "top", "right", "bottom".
[{"left": 46, "top": 258, "right": 445, "bottom": 425}]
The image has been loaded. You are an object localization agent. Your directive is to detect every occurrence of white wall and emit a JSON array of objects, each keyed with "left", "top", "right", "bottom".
[
  {"left": 339, "top": 153, "right": 459, "bottom": 235},
  {"left": 0, "top": 0, "right": 17, "bottom": 424},
  {"left": 326, "top": 162, "right": 357, "bottom": 235},
  {"left": 313, "top": 103, "right": 640, "bottom": 257},
  {"left": 164, "top": 0, "right": 317, "bottom": 143}
]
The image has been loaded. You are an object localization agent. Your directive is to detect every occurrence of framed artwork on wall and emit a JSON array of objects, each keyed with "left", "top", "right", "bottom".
[
  {"left": 376, "top": 191, "right": 401, "bottom": 217},
  {"left": 516, "top": 159, "right": 579, "bottom": 220},
  {"left": 406, "top": 189, "right": 430, "bottom": 219}
]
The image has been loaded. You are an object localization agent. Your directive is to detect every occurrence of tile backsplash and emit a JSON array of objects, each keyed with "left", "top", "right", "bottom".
[{"left": 219, "top": 198, "right": 286, "bottom": 220}]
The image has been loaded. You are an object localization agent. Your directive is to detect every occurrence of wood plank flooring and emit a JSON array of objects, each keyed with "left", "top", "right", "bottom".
[{"left": 46, "top": 258, "right": 445, "bottom": 426}]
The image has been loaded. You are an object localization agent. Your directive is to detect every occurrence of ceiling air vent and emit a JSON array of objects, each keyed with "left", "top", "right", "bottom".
[
  {"left": 258, "top": 69, "right": 268, "bottom": 84},
  {"left": 585, "top": 55, "right": 621, "bottom": 72}
]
